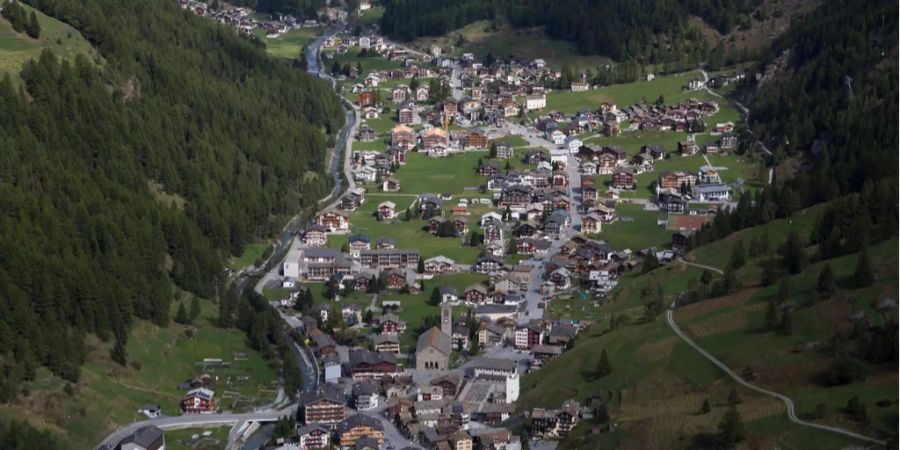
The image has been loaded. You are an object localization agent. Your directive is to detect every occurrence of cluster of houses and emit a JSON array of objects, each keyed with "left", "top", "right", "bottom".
[{"left": 179, "top": 0, "right": 320, "bottom": 38}]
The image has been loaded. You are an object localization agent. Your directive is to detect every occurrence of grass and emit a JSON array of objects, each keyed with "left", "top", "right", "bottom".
[
  {"left": 229, "top": 241, "right": 271, "bottom": 271},
  {"left": 0, "top": 297, "right": 278, "bottom": 450},
  {"left": 166, "top": 426, "right": 230, "bottom": 450},
  {"left": 326, "top": 46, "right": 402, "bottom": 80},
  {"left": 593, "top": 204, "right": 670, "bottom": 250},
  {"left": 336, "top": 193, "right": 483, "bottom": 263},
  {"left": 353, "top": 5, "right": 384, "bottom": 27},
  {"left": 546, "top": 71, "right": 702, "bottom": 115},
  {"left": 491, "top": 134, "right": 529, "bottom": 148},
  {"left": 261, "top": 28, "right": 320, "bottom": 59},
  {"left": 0, "top": 3, "right": 100, "bottom": 79},
  {"left": 393, "top": 152, "right": 488, "bottom": 196},
  {"left": 519, "top": 204, "right": 899, "bottom": 448}
]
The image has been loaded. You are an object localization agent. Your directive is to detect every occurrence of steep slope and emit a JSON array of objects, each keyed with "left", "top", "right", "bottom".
[
  {"left": 519, "top": 205, "right": 898, "bottom": 449},
  {"left": 0, "top": 0, "right": 342, "bottom": 400}
]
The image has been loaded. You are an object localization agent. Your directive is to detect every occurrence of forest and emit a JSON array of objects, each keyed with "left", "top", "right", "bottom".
[
  {"left": 231, "top": 0, "right": 324, "bottom": 17},
  {"left": 379, "top": 0, "right": 760, "bottom": 62},
  {"left": 0, "top": 0, "right": 342, "bottom": 400}
]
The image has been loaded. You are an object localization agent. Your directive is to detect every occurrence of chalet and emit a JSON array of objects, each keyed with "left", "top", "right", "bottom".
[
  {"left": 376, "top": 237, "right": 395, "bottom": 250},
  {"left": 483, "top": 222, "right": 504, "bottom": 243},
  {"left": 524, "top": 94, "right": 546, "bottom": 111},
  {"left": 473, "top": 255, "right": 505, "bottom": 274},
  {"left": 383, "top": 268, "right": 409, "bottom": 290},
  {"left": 514, "top": 221, "right": 539, "bottom": 238},
  {"left": 517, "top": 238, "right": 552, "bottom": 256},
  {"left": 611, "top": 168, "right": 635, "bottom": 189},
  {"left": 337, "top": 414, "right": 384, "bottom": 449},
  {"left": 658, "top": 189, "right": 687, "bottom": 213},
  {"left": 641, "top": 144, "right": 666, "bottom": 160},
  {"left": 478, "top": 162, "right": 501, "bottom": 176},
  {"left": 349, "top": 349, "right": 402, "bottom": 380},
  {"left": 377, "top": 175, "right": 400, "bottom": 193},
  {"left": 514, "top": 324, "right": 544, "bottom": 350},
  {"left": 703, "top": 142, "right": 720, "bottom": 155},
  {"left": 532, "top": 344, "right": 564, "bottom": 363},
  {"left": 452, "top": 216, "right": 469, "bottom": 234},
  {"left": 181, "top": 388, "right": 216, "bottom": 414},
  {"left": 570, "top": 81, "right": 589, "bottom": 92},
  {"left": 378, "top": 313, "right": 406, "bottom": 336},
  {"left": 678, "top": 139, "right": 699, "bottom": 156},
  {"left": 391, "top": 125, "right": 415, "bottom": 150},
  {"left": 431, "top": 374, "right": 461, "bottom": 398},
  {"left": 421, "top": 127, "right": 449, "bottom": 150},
  {"left": 582, "top": 213, "right": 603, "bottom": 234},
  {"left": 398, "top": 107, "right": 415, "bottom": 124},
  {"left": 297, "top": 424, "right": 331, "bottom": 450},
  {"left": 377, "top": 201, "right": 397, "bottom": 219},
  {"left": 424, "top": 256, "right": 456, "bottom": 274},
  {"left": 464, "top": 129, "right": 489, "bottom": 149},
  {"left": 373, "top": 334, "right": 400, "bottom": 355},
  {"left": 440, "top": 287, "right": 459, "bottom": 304},
  {"left": 317, "top": 209, "right": 350, "bottom": 232},
  {"left": 672, "top": 230, "right": 692, "bottom": 249},
  {"left": 392, "top": 86, "right": 409, "bottom": 104},
  {"left": 359, "top": 91, "right": 375, "bottom": 107},
  {"left": 478, "top": 322, "right": 508, "bottom": 348},
  {"left": 358, "top": 125, "right": 376, "bottom": 141},
  {"left": 496, "top": 143, "right": 514, "bottom": 159},
  {"left": 692, "top": 183, "right": 731, "bottom": 202},
  {"left": 303, "top": 224, "right": 327, "bottom": 247},
  {"left": 416, "top": 86, "right": 430, "bottom": 102},
  {"left": 658, "top": 170, "right": 698, "bottom": 190},
  {"left": 464, "top": 285, "right": 488, "bottom": 304},
  {"left": 720, "top": 133, "right": 738, "bottom": 150},
  {"left": 353, "top": 165, "right": 377, "bottom": 183}
]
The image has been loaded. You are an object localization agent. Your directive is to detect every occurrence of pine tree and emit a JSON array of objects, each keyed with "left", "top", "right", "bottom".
[
  {"left": 780, "top": 308, "right": 794, "bottom": 335},
  {"left": 776, "top": 277, "right": 790, "bottom": 302},
  {"left": 189, "top": 297, "right": 201, "bottom": 323},
  {"left": 845, "top": 396, "right": 867, "bottom": 421},
  {"left": 729, "top": 239, "right": 746, "bottom": 269},
  {"left": 596, "top": 349, "right": 612, "bottom": 378},
  {"left": 701, "top": 398, "right": 711, "bottom": 414},
  {"left": 760, "top": 258, "right": 777, "bottom": 286},
  {"left": 816, "top": 263, "right": 836, "bottom": 298},
  {"left": 852, "top": 247, "right": 875, "bottom": 288},
  {"left": 764, "top": 300, "right": 780, "bottom": 330},
  {"left": 429, "top": 287, "right": 441, "bottom": 306},
  {"left": 175, "top": 302, "right": 189, "bottom": 324},
  {"left": 717, "top": 405, "right": 746, "bottom": 446},
  {"left": 417, "top": 258, "right": 425, "bottom": 274},
  {"left": 110, "top": 340, "right": 127, "bottom": 366},
  {"left": 728, "top": 388, "right": 741, "bottom": 406},
  {"left": 700, "top": 269, "right": 713, "bottom": 285},
  {"left": 25, "top": 10, "right": 40, "bottom": 39}
]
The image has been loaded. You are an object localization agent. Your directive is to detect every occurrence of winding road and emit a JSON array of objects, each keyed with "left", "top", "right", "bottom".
[{"left": 666, "top": 301, "right": 886, "bottom": 446}]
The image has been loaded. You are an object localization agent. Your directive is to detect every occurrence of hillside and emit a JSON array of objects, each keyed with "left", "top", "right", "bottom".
[
  {"left": 0, "top": 1, "right": 99, "bottom": 78},
  {"left": 0, "top": 0, "right": 342, "bottom": 422},
  {"left": 518, "top": 204, "right": 898, "bottom": 449}
]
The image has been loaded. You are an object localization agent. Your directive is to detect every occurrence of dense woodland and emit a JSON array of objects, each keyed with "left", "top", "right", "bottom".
[
  {"left": 231, "top": 0, "right": 324, "bottom": 17},
  {"left": 0, "top": 0, "right": 342, "bottom": 400},
  {"left": 380, "top": 0, "right": 759, "bottom": 62}
]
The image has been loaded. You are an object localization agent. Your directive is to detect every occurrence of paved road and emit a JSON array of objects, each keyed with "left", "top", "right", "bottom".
[
  {"left": 679, "top": 258, "right": 724, "bottom": 275},
  {"left": 96, "top": 410, "right": 293, "bottom": 450},
  {"left": 666, "top": 303, "right": 887, "bottom": 446}
]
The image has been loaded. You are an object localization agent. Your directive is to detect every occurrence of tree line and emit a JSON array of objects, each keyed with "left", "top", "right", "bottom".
[
  {"left": 380, "top": 0, "right": 759, "bottom": 63},
  {"left": 1, "top": 0, "right": 41, "bottom": 38},
  {"left": 0, "top": 0, "right": 341, "bottom": 402}
]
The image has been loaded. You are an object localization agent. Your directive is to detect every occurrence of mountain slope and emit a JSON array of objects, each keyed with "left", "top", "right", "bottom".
[{"left": 0, "top": 0, "right": 342, "bottom": 399}]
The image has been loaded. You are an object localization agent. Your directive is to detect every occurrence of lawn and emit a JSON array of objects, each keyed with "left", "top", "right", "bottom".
[
  {"left": 166, "top": 427, "right": 229, "bottom": 450},
  {"left": 229, "top": 241, "right": 271, "bottom": 270},
  {"left": 353, "top": 6, "right": 384, "bottom": 27},
  {"left": 339, "top": 193, "right": 483, "bottom": 263},
  {"left": 326, "top": 46, "right": 402, "bottom": 79},
  {"left": 261, "top": 28, "right": 320, "bottom": 59},
  {"left": 546, "top": 71, "right": 702, "bottom": 115},
  {"left": 0, "top": 297, "right": 277, "bottom": 450},
  {"left": 491, "top": 134, "right": 529, "bottom": 148},
  {"left": 594, "top": 204, "right": 670, "bottom": 251},
  {"left": 0, "top": 3, "right": 100, "bottom": 79},
  {"left": 393, "top": 152, "right": 488, "bottom": 196}
]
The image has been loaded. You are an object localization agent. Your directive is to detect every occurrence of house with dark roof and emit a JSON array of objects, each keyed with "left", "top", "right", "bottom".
[{"left": 115, "top": 425, "right": 164, "bottom": 450}]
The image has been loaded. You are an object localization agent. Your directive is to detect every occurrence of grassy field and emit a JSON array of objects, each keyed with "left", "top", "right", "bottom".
[
  {"left": 229, "top": 241, "right": 271, "bottom": 270},
  {"left": 410, "top": 21, "right": 611, "bottom": 71},
  {"left": 325, "top": 46, "right": 402, "bottom": 79},
  {"left": 0, "top": 3, "right": 100, "bottom": 79},
  {"left": 594, "top": 203, "right": 670, "bottom": 251},
  {"left": 0, "top": 298, "right": 278, "bottom": 450},
  {"left": 394, "top": 152, "right": 488, "bottom": 196},
  {"left": 519, "top": 206, "right": 899, "bottom": 449},
  {"left": 261, "top": 28, "right": 320, "bottom": 59},
  {"left": 336, "top": 193, "right": 483, "bottom": 263},
  {"left": 546, "top": 71, "right": 701, "bottom": 115},
  {"left": 353, "top": 5, "right": 384, "bottom": 27},
  {"left": 166, "top": 426, "right": 229, "bottom": 450}
]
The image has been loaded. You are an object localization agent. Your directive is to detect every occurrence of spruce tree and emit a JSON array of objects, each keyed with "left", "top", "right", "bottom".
[
  {"left": 852, "top": 247, "right": 875, "bottom": 288},
  {"left": 175, "top": 302, "right": 189, "bottom": 324},
  {"left": 729, "top": 239, "right": 746, "bottom": 269},
  {"left": 701, "top": 398, "right": 711, "bottom": 414},
  {"left": 189, "top": 297, "right": 202, "bottom": 323},
  {"left": 764, "top": 300, "right": 780, "bottom": 330},
  {"left": 728, "top": 388, "right": 741, "bottom": 406},
  {"left": 596, "top": 349, "right": 612, "bottom": 378},
  {"left": 780, "top": 308, "right": 794, "bottom": 335},
  {"left": 417, "top": 258, "right": 425, "bottom": 274},
  {"left": 717, "top": 405, "right": 746, "bottom": 446},
  {"left": 25, "top": 10, "right": 40, "bottom": 39},
  {"left": 816, "top": 263, "right": 836, "bottom": 298},
  {"left": 110, "top": 340, "right": 127, "bottom": 367}
]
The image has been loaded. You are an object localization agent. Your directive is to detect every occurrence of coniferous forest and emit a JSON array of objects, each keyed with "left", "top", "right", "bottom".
[
  {"left": 380, "top": 0, "right": 761, "bottom": 61},
  {"left": 0, "top": 0, "right": 342, "bottom": 400}
]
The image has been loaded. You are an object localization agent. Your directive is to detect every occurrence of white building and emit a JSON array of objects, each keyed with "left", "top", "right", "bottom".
[{"left": 524, "top": 94, "right": 546, "bottom": 111}]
